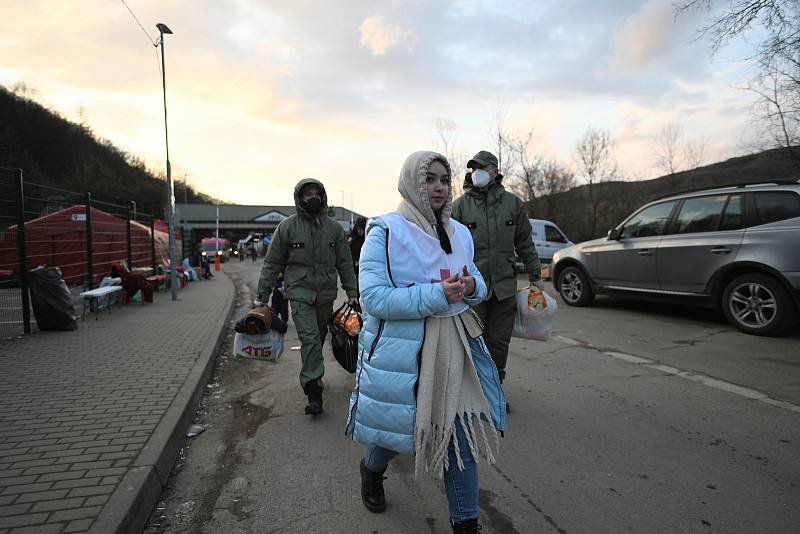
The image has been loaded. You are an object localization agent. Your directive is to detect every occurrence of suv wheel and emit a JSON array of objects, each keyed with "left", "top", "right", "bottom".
[
  {"left": 722, "top": 273, "right": 797, "bottom": 336},
  {"left": 558, "top": 266, "right": 595, "bottom": 307}
]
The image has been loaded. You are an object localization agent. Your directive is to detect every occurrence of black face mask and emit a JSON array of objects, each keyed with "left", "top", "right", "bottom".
[{"left": 301, "top": 197, "right": 323, "bottom": 215}]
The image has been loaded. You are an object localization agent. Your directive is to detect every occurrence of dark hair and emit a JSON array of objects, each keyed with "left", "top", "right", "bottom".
[{"left": 434, "top": 209, "right": 452, "bottom": 254}]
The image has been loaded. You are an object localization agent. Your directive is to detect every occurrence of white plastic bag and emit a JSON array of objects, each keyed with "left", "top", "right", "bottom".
[
  {"left": 512, "top": 288, "right": 557, "bottom": 341},
  {"left": 234, "top": 330, "right": 284, "bottom": 361}
]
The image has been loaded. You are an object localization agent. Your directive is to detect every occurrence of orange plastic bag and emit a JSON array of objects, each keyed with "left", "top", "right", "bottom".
[{"left": 335, "top": 307, "right": 362, "bottom": 336}]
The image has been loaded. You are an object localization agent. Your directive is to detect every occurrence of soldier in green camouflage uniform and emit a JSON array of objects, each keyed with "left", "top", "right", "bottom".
[
  {"left": 257, "top": 178, "right": 358, "bottom": 416},
  {"left": 451, "top": 151, "right": 543, "bottom": 386}
]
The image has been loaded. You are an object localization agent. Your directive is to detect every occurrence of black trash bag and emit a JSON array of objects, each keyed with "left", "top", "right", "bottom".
[
  {"left": 234, "top": 307, "right": 288, "bottom": 335},
  {"left": 29, "top": 266, "right": 77, "bottom": 331},
  {"left": 327, "top": 301, "right": 362, "bottom": 374},
  {"left": 268, "top": 306, "right": 288, "bottom": 334}
]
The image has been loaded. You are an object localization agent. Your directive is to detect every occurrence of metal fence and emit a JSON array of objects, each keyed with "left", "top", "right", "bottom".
[{"left": 0, "top": 167, "right": 162, "bottom": 339}]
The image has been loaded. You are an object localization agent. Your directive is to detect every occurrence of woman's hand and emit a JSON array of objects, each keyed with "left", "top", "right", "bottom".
[
  {"left": 442, "top": 274, "right": 467, "bottom": 304},
  {"left": 460, "top": 265, "right": 475, "bottom": 297}
]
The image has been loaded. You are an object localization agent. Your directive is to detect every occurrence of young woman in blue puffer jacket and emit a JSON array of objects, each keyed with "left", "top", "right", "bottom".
[{"left": 345, "top": 150, "right": 507, "bottom": 533}]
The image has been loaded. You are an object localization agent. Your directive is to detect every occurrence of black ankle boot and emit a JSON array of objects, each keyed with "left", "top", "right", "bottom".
[
  {"left": 359, "top": 458, "right": 386, "bottom": 513},
  {"left": 451, "top": 518, "right": 482, "bottom": 533},
  {"left": 303, "top": 381, "right": 323, "bottom": 416}
]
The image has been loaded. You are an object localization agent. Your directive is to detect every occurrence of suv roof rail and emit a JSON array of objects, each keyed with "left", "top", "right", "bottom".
[{"left": 655, "top": 178, "right": 800, "bottom": 201}]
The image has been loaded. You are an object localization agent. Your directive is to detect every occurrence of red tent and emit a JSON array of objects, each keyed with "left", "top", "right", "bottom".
[{"left": 0, "top": 205, "right": 171, "bottom": 284}]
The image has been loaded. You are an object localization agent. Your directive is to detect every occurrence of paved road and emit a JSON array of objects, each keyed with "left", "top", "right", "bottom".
[{"left": 147, "top": 264, "right": 800, "bottom": 533}]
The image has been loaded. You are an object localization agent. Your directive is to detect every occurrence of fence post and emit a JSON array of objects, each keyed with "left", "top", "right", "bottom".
[
  {"left": 14, "top": 169, "right": 31, "bottom": 335},
  {"left": 150, "top": 217, "right": 157, "bottom": 275},
  {"left": 85, "top": 193, "right": 94, "bottom": 290},
  {"left": 126, "top": 202, "right": 133, "bottom": 269}
]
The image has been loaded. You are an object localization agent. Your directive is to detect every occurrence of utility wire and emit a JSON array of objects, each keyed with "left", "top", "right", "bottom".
[
  {"left": 118, "top": 0, "right": 164, "bottom": 108},
  {"left": 119, "top": 0, "right": 158, "bottom": 47}
]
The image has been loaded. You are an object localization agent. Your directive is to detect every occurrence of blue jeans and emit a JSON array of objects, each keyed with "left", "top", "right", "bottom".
[{"left": 364, "top": 421, "right": 479, "bottom": 523}]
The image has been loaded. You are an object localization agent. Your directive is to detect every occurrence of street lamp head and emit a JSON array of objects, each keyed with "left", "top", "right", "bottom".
[{"left": 156, "top": 23, "right": 173, "bottom": 35}]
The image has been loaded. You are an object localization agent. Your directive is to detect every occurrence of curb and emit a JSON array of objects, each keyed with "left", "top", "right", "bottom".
[{"left": 89, "top": 272, "right": 236, "bottom": 534}]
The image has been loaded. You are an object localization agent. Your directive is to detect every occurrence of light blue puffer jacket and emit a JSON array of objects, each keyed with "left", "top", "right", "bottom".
[{"left": 345, "top": 217, "right": 508, "bottom": 455}]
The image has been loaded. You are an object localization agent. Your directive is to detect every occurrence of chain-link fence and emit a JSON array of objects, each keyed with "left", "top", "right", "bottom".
[{"left": 0, "top": 167, "right": 169, "bottom": 339}]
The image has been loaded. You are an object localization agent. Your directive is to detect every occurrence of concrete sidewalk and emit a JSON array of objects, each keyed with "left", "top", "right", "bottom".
[{"left": 0, "top": 271, "right": 235, "bottom": 534}]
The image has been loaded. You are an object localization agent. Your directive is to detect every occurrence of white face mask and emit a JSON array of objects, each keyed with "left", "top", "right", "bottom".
[{"left": 471, "top": 169, "right": 491, "bottom": 188}]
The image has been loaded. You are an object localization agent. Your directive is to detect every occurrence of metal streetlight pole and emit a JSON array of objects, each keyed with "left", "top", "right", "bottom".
[{"left": 157, "top": 22, "right": 178, "bottom": 300}]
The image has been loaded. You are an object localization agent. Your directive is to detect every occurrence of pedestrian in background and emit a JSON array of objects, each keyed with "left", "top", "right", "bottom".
[
  {"left": 256, "top": 179, "right": 358, "bottom": 416},
  {"left": 346, "top": 151, "right": 506, "bottom": 533},
  {"left": 347, "top": 216, "right": 367, "bottom": 287},
  {"left": 451, "top": 151, "right": 543, "bottom": 391}
]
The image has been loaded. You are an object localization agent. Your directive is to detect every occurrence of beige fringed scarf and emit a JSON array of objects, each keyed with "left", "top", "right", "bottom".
[
  {"left": 395, "top": 155, "right": 499, "bottom": 475},
  {"left": 413, "top": 314, "right": 499, "bottom": 475}
]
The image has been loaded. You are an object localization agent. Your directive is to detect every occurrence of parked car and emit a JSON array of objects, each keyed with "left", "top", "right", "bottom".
[
  {"left": 551, "top": 182, "right": 800, "bottom": 336},
  {"left": 201, "top": 237, "right": 230, "bottom": 262},
  {"left": 515, "top": 219, "right": 574, "bottom": 274}
]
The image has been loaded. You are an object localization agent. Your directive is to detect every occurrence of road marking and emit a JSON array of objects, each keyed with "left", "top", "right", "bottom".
[
  {"left": 604, "top": 351, "right": 653, "bottom": 364},
  {"left": 554, "top": 335, "right": 800, "bottom": 415},
  {"left": 552, "top": 334, "right": 584, "bottom": 347}
]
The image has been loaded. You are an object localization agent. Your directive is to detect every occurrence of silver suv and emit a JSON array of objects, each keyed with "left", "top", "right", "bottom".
[{"left": 551, "top": 182, "right": 800, "bottom": 335}]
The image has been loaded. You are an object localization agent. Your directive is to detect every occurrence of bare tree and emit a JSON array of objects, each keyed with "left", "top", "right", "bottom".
[
  {"left": 76, "top": 105, "right": 94, "bottom": 135},
  {"left": 535, "top": 159, "right": 576, "bottom": 220},
  {"left": 676, "top": 1, "right": 800, "bottom": 158},
  {"left": 505, "top": 130, "right": 577, "bottom": 203},
  {"left": 10, "top": 81, "right": 37, "bottom": 98},
  {"left": 505, "top": 129, "right": 540, "bottom": 202},
  {"left": 540, "top": 159, "right": 576, "bottom": 197},
  {"left": 747, "top": 66, "right": 800, "bottom": 160},
  {"left": 684, "top": 137, "right": 709, "bottom": 169},
  {"left": 653, "top": 123, "right": 683, "bottom": 174},
  {"left": 675, "top": 1, "right": 800, "bottom": 60},
  {"left": 653, "top": 123, "right": 683, "bottom": 190},
  {"left": 433, "top": 117, "right": 467, "bottom": 198},
  {"left": 574, "top": 127, "right": 617, "bottom": 237},
  {"left": 489, "top": 108, "right": 519, "bottom": 177}
]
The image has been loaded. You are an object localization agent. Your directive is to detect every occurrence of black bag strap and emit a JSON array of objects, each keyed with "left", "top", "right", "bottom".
[
  {"left": 330, "top": 302, "right": 348, "bottom": 326},
  {"left": 341, "top": 301, "right": 363, "bottom": 329}
]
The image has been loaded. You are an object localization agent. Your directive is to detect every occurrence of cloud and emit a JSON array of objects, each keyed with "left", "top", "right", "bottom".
[
  {"left": 359, "top": 16, "right": 418, "bottom": 56},
  {"left": 0, "top": 0, "right": 764, "bottom": 215},
  {"left": 608, "top": 0, "right": 700, "bottom": 71}
]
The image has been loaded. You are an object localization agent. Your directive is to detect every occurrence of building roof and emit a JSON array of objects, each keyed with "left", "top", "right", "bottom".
[
  {"left": 176, "top": 204, "right": 364, "bottom": 223},
  {"left": 175, "top": 204, "right": 361, "bottom": 231}
]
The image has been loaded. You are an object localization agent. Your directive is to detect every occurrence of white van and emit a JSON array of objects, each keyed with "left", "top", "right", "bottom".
[
  {"left": 515, "top": 219, "right": 574, "bottom": 274},
  {"left": 530, "top": 219, "right": 573, "bottom": 263}
]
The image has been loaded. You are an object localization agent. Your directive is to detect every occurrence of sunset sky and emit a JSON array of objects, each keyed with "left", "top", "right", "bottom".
[{"left": 0, "top": 0, "right": 761, "bottom": 216}]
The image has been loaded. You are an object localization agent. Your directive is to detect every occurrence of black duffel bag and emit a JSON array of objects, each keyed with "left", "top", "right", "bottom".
[{"left": 327, "top": 301, "right": 362, "bottom": 374}]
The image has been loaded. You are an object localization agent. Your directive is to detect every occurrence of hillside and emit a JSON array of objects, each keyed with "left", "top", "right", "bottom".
[
  {"left": 0, "top": 85, "right": 218, "bottom": 219},
  {"left": 527, "top": 147, "right": 800, "bottom": 243}
]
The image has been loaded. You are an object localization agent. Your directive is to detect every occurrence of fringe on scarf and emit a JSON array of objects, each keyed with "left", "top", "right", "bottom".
[{"left": 414, "top": 410, "right": 499, "bottom": 477}]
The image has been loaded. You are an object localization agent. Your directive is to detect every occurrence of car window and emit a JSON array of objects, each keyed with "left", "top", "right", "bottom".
[
  {"left": 753, "top": 191, "right": 800, "bottom": 225},
  {"left": 673, "top": 195, "right": 727, "bottom": 234},
  {"left": 619, "top": 201, "right": 675, "bottom": 239},
  {"left": 545, "top": 225, "right": 567, "bottom": 243},
  {"left": 719, "top": 194, "right": 743, "bottom": 231}
]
